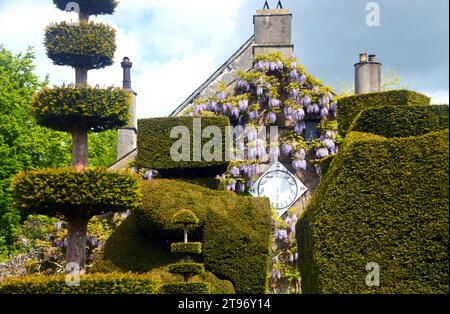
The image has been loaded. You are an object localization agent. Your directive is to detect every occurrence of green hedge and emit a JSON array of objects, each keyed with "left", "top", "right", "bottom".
[
  {"left": 136, "top": 117, "right": 230, "bottom": 177},
  {"left": 160, "top": 282, "right": 210, "bottom": 294},
  {"left": 168, "top": 263, "right": 205, "bottom": 277},
  {"left": 53, "top": 0, "right": 119, "bottom": 16},
  {"left": 45, "top": 22, "right": 116, "bottom": 70},
  {"left": 10, "top": 168, "right": 140, "bottom": 218},
  {"left": 173, "top": 209, "right": 200, "bottom": 226},
  {"left": 135, "top": 180, "right": 272, "bottom": 294},
  {"left": 297, "top": 130, "right": 449, "bottom": 294},
  {"left": 337, "top": 90, "right": 431, "bottom": 136},
  {"left": 0, "top": 273, "right": 158, "bottom": 294},
  {"left": 31, "top": 85, "right": 130, "bottom": 133},
  {"left": 349, "top": 105, "right": 449, "bottom": 138},
  {"left": 171, "top": 242, "right": 202, "bottom": 255}
]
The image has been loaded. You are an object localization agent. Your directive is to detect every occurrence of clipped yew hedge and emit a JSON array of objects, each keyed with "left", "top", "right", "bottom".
[
  {"left": 349, "top": 105, "right": 449, "bottom": 138},
  {"left": 31, "top": 85, "right": 130, "bottom": 132},
  {"left": 168, "top": 263, "right": 205, "bottom": 277},
  {"left": 160, "top": 282, "right": 210, "bottom": 294},
  {"left": 10, "top": 168, "right": 140, "bottom": 218},
  {"left": 53, "top": 0, "right": 119, "bottom": 16},
  {"left": 136, "top": 117, "right": 230, "bottom": 177},
  {"left": 45, "top": 22, "right": 116, "bottom": 69},
  {"left": 171, "top": 242, "right": 202, "bottom": 255},
  {"left": 337, "top": 90, "right": 431, "bottom": 136},
  {"left": 297, "top": 130, "right": 449, "bottom": 294},
  {"left": 135, "top": 180, "right": 272, "bottom": 294},
  {"left": 0, "top": 273, "right": 159, "bottom": 294}
]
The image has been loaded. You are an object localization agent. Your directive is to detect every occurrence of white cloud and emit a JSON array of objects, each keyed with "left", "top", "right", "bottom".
[{"left": 0, "top": 0, "right": 247, "bottom": 118}]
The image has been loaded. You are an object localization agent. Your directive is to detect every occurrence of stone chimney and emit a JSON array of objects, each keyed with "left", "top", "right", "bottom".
[
  {"left": 354, "top": 53, "right": 382, "bottom": 95},
  {"left": 253, "top": 6, "right": 293, "bottom": 58},
  {"left": 117, "top": 57, "right": 137, "bottom": 160}
]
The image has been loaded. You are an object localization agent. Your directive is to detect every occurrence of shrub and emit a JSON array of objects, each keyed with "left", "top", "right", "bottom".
[
  {"left": 45, "top": 22, "right": 116, "bottom": 70},
  {"left": 297, "top": 130, "right": 449, "bottom": 294},
  {"left": 31, "top": 85, "right": 130, "bottom": 133},
  {"left": 53, "top": 0, "right": 119, "bottom": 16},
  {"left": 0, "top": 273, "right": 159, "bottom": 294},
  {"left": 172, "top": 209, "right": 200, "bottom": 226},
  {"left": 136, "top": 180, "right": 272, "bottom": 293},
  {"left": 160, "top": 282, "right": 210, "bottom": 294},
  {"left": 349, "top": 105, "right": 449, "bottom": 138},
  {"left": 337, "top": 90, "right": 430, "bottom": 136},
  {"left": 171, "top": 242, "right": 202, "bottom": 255},
  {"left": 136, "top": 117, "right": 230, "bottom": 177},
  {"left": 10, "top": 168, "right": 140, "bottom": 218},
  {"left": 168, "top": 263, "right": 205, "bottom": 277}
]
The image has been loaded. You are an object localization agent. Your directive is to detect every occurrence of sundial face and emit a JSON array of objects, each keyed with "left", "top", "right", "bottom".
[{"left": 249, "top": 162, "right": 307, "bottom": 217}]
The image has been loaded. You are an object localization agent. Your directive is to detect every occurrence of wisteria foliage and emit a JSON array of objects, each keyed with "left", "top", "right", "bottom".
[{"left": 187, "top": 53, "right": 340, "bottom": 192}]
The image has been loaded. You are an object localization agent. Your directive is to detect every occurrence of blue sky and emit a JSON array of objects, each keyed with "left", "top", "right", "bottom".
[{"left": 0, "top": 0, "right": 448, "bottom": 118}]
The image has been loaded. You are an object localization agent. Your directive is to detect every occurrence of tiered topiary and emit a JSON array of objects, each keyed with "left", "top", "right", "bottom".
[
  {"left": 10, "top": 0, "right": 139, "bottom": 271},
  {"left": 161, "top": 209, "right": 209, "bottom": 294}
]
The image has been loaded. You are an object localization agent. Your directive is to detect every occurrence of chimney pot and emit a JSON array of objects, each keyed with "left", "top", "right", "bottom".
[
  {"left": 368, "top": 54, "right": 376, "bottom": 62},
  {"left": 359, "top": 53, "right": 368, "bottom": 63}
]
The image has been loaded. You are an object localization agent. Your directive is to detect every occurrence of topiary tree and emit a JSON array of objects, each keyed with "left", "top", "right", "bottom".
[
  {"left": 10, "top": 0, "right": 139, "bottom": 271},
  {"left": 172, "top": 209, "right": 200, "bottom": 243},
  {"left": 161, "top": 209, "right": 209, "bottom": 293}
]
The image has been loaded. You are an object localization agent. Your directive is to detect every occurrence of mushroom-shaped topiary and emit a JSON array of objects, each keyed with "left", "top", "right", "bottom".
[
  {"left": 172, "top": 209, "right": 200, "bottom": 243},
  {"left": 53, "top": 0, "right": 119, "bottom": 20}
]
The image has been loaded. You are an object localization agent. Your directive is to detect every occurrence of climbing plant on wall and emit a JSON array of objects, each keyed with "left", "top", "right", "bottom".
[
  {"left": 188, "top": 52, "right": 341, "bottom": 293},
  {"left": 188, "top": 53, "right": 341, "bottom": 191}
]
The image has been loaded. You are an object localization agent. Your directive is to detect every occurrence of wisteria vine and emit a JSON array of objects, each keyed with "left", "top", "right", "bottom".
[{"left": 187, "top": 53, "right": 341, "bottom": 192}]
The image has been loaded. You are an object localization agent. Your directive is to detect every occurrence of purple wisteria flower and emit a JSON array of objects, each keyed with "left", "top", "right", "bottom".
[
  {"left": 237, "top": 79, "right": 250, "bottom": 92},
  {"left": 238, "top": 99, "right": 249, "bottom": 111},
  {"left": 230, "top": 107, "right": 240, "bottom": 119},
  {"left": 267, "top": 112, "right": 277, "bottom": 124},
  {"left": 247, "top": 179, "right": 254, "bottom": 188},
  {"left": 316, "top": 147, "right": 330, "bottom": 159},
  {"left": 246, "top": 127, "right": 258, "bottom": 141},
  {"left": 227, "top": 180, "right": 237, "bottom": 191},
  {"left": 230, "top": 166, "right": 240, "bottom": 177},
  {"left": 297, "top": 74, "right": 307, "bottom": 84},
  {"left": 290, "top": 88, "right": 299, "bottom": 99},
  {"left": 284, "top": 106, "right": 293, "bottom": 117},
  {"left": 281, "top": 143, "right": 293, "bottom": 155},
  {"left": 276, "top": 229, "right": 288, "bottom": 240},
  {"left": 216, "top": 91, "right": 226, "bottom": 101},
  {"left": 292, "top": 159, "right": 307, "bottom": 171},
  {"left": 292, "top": 108, "right": 305, "bottom": 122},
  {"left": 257, "top": 86, "right": 264, "bottom": 96},
  {"left": 293, "top": 148, "right": 306, "bottom": 160},
  {"left": 207, "top": 100, "right": 218, "bottom": 112},
  {"left": 268, "top": 99, "right": 280, "bottom": 108},
  {"left": 248, "top": 110, "right": 259, "bottom": 120},
  {"left": 320, "top": 107, "right": 329, "bottom": 119},
  {"left": 301, "top": 96, "right": 311, "bottom": 106},
  {"left": 294, "top": 121, "right": 306, "bottom": 134},
  {"left": 322, "top": 138, "right": 335, "bottom": 150},
  {"left": 238, "top": 182, "right": 246, "bottom": 192},
  {"left": 290, "top": 69, "right": 298, "bottom": 80}
]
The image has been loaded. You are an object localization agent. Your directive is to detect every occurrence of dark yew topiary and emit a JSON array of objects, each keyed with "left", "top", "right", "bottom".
[
  {"left": 45, "top": 22, "right": 116, "bottom": 70},
  {"left": 32, "top": 85, "right": 130, "bottom": 133},
  {"left": 11, "top": 168, "right": 141, "bottom": 268},
  {"left": 12, "top": 0, "right": 133, "bottom": 271},
  {"left": 53, "top": 0, "right": 119, "bottom": 20}
]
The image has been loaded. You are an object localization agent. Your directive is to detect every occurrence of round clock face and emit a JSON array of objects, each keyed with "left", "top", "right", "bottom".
[{"left": 257, "top": 170, "right": 299, "bottom": 210}]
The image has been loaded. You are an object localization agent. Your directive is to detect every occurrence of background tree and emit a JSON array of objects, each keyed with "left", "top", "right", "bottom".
[{"left": 10, "top": 0, "right": 139, "bottom": 270}]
